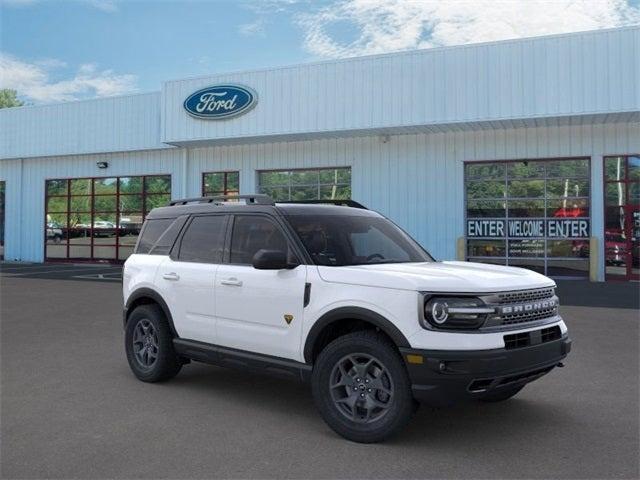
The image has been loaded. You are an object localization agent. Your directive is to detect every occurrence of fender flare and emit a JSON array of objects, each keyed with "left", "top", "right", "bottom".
[
  {"left": 303, "top": 307, "right": 410, "bottom": 364},
  {"left": 124, "top": 288, "right": 179, "bottom": 338}
]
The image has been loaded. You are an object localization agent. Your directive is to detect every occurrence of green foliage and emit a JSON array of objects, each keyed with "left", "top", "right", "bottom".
[{"left": 0, "top": 89, "right": 24, "bottom": 109}]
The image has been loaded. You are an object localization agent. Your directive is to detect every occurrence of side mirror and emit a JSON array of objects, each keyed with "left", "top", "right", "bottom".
[{"left": 252, "top": 249, "right": 297, "bottom": 270}]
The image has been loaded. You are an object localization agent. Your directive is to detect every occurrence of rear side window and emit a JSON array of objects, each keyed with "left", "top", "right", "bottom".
[
  {"left": 178, "top": 215, "right": 227, "bottom": 263},
  {"left": 136, "top": 218, "right": 174, "bottom": 254}
]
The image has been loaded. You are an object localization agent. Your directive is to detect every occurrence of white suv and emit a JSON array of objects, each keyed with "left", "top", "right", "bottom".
[{"left": 123, "top": 195, "right": 571, "bottom": 443}]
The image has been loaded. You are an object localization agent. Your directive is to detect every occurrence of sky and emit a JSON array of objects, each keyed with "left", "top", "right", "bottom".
[{"left": 1, "top": 0, "right": 639, "bottom": 104}]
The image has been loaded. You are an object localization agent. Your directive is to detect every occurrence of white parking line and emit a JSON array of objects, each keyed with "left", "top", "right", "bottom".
[
  {"left": 71, "top": 273, "right": 122, "bottom": 281},
  {"left": 0, "top": 267, "right": 120, "bottom": 276}
]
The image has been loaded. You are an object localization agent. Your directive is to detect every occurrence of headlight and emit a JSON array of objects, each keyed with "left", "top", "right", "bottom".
[{"left": 422, "top": 297, "right": 494, "bottom": 330}]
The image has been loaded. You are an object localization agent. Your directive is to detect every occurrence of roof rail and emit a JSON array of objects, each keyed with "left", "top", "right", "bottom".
[
  {"left": 168, "top": 194, "right": 275, "bottom": 206},
  {"left": 278, "top": 199, "right": 368, "bottom": 209}
]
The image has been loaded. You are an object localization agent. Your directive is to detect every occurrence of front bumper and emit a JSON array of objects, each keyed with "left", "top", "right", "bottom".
[{"left": 399, "top": 334, "right": 571, "bottom": 406}]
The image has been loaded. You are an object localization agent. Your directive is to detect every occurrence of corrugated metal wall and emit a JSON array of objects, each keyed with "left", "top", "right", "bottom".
[
  {"left": 2, "top": 121, "right": 638, "bottom": 281},
  {"left": 162, "top": 27, "right": 640, "bottom": 144},
  {"left": 0, "top": 93, "right": 167, "bottom": 159}
]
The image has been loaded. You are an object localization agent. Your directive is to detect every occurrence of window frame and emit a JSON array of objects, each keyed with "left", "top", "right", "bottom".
[
  {"left": 44, "top": 174, "right": 171, "bottom": 263},
  {"left": 201, "top": 171, "right": 240, "bottom": 197},
  {"left": 256, "top": 166, "right": 352, "bottom": 201},
  {"left": 464, "top": 157, "right": 592, "bottom": 278},
  {"left": 602, "top": 154, "right": 640, "bottom": 281}
]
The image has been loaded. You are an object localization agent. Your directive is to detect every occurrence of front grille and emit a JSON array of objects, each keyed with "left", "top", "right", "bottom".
[
  {"left": 504, "top": 325, "right": 562, "bottom": 350},
  {"left": 486, "top": 287, "right": 558, "bottom": 327},
  {"left": 501, "top": 306, "right": 558, "bottom": 325},
  {"left": 496, "top": 287, "right": 555, "bottom": 305}
]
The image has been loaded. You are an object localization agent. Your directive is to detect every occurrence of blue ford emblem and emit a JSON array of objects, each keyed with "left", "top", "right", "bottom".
[{"left": 183, "top": 84, "right": 257, "bottom": 119}]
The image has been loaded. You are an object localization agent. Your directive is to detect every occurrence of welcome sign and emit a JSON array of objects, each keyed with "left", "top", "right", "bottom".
[
  {"left": 184, "top": 84, "right": 258, "bottom": 119},
  {"left": 467, "top": 219, "right": 590, "bottom": 238}
]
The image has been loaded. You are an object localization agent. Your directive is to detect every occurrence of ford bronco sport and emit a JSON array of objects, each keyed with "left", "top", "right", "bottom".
[{"left": 123, "top": 195, "right": 571, "bottom": 443}]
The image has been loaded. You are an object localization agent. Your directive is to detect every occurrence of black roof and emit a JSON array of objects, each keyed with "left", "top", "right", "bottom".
[{"left": 146, "top": 195, "right": 378, "bottom": 220}]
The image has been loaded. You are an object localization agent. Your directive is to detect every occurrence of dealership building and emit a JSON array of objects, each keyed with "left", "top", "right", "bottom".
[{"left": 1, "top": 26, "right": 638, "bottom": 281}]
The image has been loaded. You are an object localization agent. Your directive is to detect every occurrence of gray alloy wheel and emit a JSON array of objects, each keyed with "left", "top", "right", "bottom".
[
  {"left": 312, "top": 330, "right": 414, "bottom": 443},
  {"left": 125, "top": 304, "right": 182, "bottom": 383},
  {"left": 132, "top": 318, "right": 159, "bottom": 369},
  {"left": 329, "top": 353, "right": 394, "bottom": 423}
]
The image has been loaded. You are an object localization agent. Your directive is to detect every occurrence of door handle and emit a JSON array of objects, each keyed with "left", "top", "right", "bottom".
[
  {"left": 162, "top": 272, "right": 180, "bottom": 281},
  {"left": 220, "top": 277, "right": 243, "bottom": 287}
]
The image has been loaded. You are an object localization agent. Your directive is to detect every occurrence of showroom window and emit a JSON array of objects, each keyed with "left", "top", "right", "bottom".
[
  {"left": 45, "top": 175, "right": 171, "bottom": 262},
  {"left": 0, "top": 181, "right": 5, "bottom": 260},
  {"left": 603, "top": 155, "right": 639, "bottom": 280},
  {"left": 202, "top": 171, "right": 239, "bottom": 197},
  {"left": 465, "top": 158, "right": 591, "bottom": 278},
  {"left": 257, "top": 167, "right": 351, "bottom": 201}
]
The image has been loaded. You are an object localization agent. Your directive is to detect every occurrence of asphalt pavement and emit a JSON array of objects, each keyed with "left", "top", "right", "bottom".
[{"left": 1, "top": 273, "right": 638, "bottom": 479}]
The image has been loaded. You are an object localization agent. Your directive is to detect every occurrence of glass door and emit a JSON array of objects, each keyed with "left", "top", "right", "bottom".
[{"left": 604, "top": 155, "right": 639, "bottom": 280}]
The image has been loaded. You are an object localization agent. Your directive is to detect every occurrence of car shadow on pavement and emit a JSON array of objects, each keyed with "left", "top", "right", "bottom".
[
  {"left": 157, "top": 361, "right": 574, "bottom": 446},
  {"left": 555, "top": 280, "right": 639, "bottom": 309}
]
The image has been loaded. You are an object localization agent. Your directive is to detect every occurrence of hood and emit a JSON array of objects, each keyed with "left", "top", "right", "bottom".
[{"left": 317, "top": 261, "right": 555, "bottom": 293}]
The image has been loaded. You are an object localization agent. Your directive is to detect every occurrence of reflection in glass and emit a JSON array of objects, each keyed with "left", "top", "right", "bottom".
[
  {"left": 70, "top": 179, "right": 91, "bottom": 195},
  {"left": 546, "top": 159, "right": 589, "bottom": 178},
  {"left": 94, "top": 195, "right": 117, "bottom": 212},
  {"left": 464, "top": 158, "right": 591, "bottom": 277},
  {"left": 548, "top": 198, "right": 589, "bottom": 218},
  {"left": 605, "top": 157, "right": 625, "bottom": 181},
  {"left": 69, "top": 245, "right": 92, "bottom": 259},
  {"left": 119, "top": 177, "right": 143, "bottom": 194},
  {"left": 93, "top": 178, "right": 117, "bottom": 194},
  {"left": 507, "top": 200, "right": 545, "bottom": 218},
  {"left": 508, "top": 240, "right": 545, "bottom": 257},
  {"left": 547, "top": 260, "right": 588, "bottom": 278},
  {"left": 547, "top": 240, "right": 589, "bottom": 258},
  {"left": 47, "top": 179, "right": 68, "bottom": 196},
  {"left": 466, "top": 200, "right": 505, "bottom": 218},
  {"left": 546, "top": 179, "right": 590, "bottom": 198},
  {"left": 203, "top": 171, "right": 240, "bottom": 196},
  {"left": 507, "top": 161, "right": 545, "bottom": 179},
  {"left": 630, "top": 156, "right": 640, "bottom": 181},
  {"left": 467, "top": 240, "right": 505, "bottom": 257},
  {"left": 465, "top": 163, "right": 505, "bottom": 180},
  {"left": 465, "top": 181, "right": 505, "bottom": 199},
  {"left": 144, "top": 176, "right": 171, "bottom": 194},
  {"left": 605, "top": 183, "right": 625, "bottom": 206},
  {"left": 258, "top": 168, "right": 351, "bottom": 201},
  {"left": 507, "top": 180, "right": 545, "bottom": 198},
  {"left": 45, "top": 175, "right": 171, "bottom": 262}
]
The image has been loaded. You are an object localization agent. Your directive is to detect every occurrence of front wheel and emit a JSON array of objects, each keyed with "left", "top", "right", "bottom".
[
  {"left": 125, "top": 304, "right": 182, "bottom": 382},
  {"left": 311, "top": 331, "right": 414, "bottom": 443}
]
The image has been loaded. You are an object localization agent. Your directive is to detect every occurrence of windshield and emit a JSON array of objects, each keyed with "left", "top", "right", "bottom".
[{"left": 285, "top": 214, "right": 433, "bottom": 266}]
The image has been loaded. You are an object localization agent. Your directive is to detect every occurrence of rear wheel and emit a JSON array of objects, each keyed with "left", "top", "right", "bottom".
[
  {"left": 478, "top": 385, "right": 524, "bottom": 402},
  {"left": 312, "top": 331, "right": 414, "bottom": 443},
  {"left": 125, "top": 304, "right": 182, "bottom": 382}
]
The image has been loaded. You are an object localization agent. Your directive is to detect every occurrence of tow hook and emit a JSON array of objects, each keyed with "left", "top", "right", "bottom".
[{"left": 557, "top": 362, "right": 565, "bottom": 368}]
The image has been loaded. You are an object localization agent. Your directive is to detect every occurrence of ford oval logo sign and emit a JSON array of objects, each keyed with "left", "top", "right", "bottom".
[{"left": 183, "top": 84, "right": 257, "bottom": 119}]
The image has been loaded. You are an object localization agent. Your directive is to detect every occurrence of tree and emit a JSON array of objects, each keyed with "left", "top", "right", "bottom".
[{"left": 0, "top": 89, "right": 24, "bottom": 109}]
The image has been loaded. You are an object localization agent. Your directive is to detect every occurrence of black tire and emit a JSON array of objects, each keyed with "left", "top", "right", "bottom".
[
  {"left": 125, "top": 304, "right": 182, "bottom": 382},
  {"left": 311, "top": 331, "right": 414, "bottom": 443},
  {"left": 478, "top": 385, "right": 524, "bottom": 403}
]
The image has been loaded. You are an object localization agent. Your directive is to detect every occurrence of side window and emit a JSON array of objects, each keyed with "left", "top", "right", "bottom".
[
  {"left": 149, "top": 215, "right": 187, "bottom": 255},
  {"left": 230, "top": 215, "right": 290, "bottom": 265},
  {"left": 136, "top": 218, "right": 174, "bottom": 254},
  {"left": 178, "top": 215, "right": 226, "bottom": 263}
]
